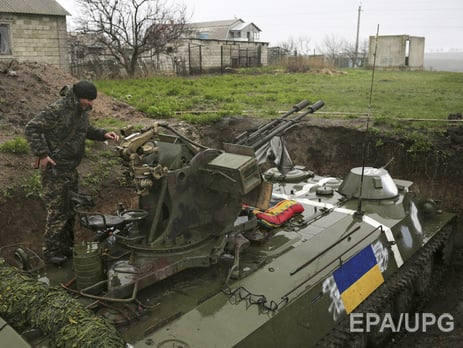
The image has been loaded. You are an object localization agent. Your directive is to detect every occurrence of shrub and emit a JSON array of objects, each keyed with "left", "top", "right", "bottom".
[{"left": 0, "top": 137, "right": 30, "bottom": 154}]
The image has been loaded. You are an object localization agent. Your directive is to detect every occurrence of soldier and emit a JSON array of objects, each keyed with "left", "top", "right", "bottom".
[{"left": 25, "top": 81, "right": 119, "bottom": 264}]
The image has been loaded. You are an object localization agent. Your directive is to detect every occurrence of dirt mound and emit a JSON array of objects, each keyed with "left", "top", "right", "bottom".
[
  {"left": 0, "top": 60, "right": 147, "bottom": 137},
  {"left": 0, "top": 60, "right": 74, "bottom": 135}
]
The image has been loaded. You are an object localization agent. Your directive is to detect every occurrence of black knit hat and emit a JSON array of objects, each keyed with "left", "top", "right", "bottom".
[{"left": 73, "top": 80, "right": 97, "bottom": 100}]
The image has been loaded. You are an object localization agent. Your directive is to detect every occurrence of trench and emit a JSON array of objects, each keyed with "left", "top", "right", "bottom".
[
  {"left": 200, "top": 118, "right": 463, "bottom": 226},
  {"left": 3, "top": 119, "right": 463, "bottom": 250}
]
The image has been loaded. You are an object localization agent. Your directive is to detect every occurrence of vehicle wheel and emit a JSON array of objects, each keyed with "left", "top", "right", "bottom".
[{"left": 14, "top": 248, "right": 31, "bottom": 271}]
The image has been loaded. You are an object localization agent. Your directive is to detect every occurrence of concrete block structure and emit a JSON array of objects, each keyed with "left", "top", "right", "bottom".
[
  {"left": 0, "top": 0, "right": 69, "bottom": 70},
  {"left": 368, "top": 35, "right": 425, "bottom": 70},
  {"left": 175, "top": 38, "right": 268, "bottom": 75},
  {"left": 175, "top": 19, "right": 268, "bottom": 74}
]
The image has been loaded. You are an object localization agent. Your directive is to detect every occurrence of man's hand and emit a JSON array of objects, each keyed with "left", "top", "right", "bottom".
[
  {"left": 39, "top": 156, "right": 56, "bottom": 171},
  {"left": 104, "top": 131, "right": 120, "bottom": 142}
]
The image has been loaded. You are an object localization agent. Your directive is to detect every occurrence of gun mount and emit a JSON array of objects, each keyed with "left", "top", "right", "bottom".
[{"left": 69, "top": 122, "right": 264, "bottom": 300}]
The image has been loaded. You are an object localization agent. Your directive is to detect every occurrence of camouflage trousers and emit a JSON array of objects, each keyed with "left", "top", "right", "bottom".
[{"left": 41, "top": 166, "right": 79, "bottom": 255}]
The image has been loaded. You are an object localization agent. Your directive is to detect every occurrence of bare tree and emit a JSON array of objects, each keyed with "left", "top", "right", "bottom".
[
  {"left": 343, "top": 40, "right": 358, "bottom": 67},
  {"left": 318, "top": 34, "right": 369, "bottom": 68},
  {"left": 75, "top": 0, "right": 188, "bottom": 76},
  {"left": 342, "top": 38, "right": 369, "bottom": 67},
  {"left": 318, "top": 34, "right": 348, "bottom": 65},
  {"left": 277, "top": 36, "right": 312, "bottom": 56}
]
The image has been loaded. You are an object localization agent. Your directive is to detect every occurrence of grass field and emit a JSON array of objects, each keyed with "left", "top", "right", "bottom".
[{"left": 96, "top": 69, "right": 463, "bottom": 126}]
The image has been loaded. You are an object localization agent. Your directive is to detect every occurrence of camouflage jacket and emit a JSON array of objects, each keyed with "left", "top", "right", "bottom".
[{"left": 25, "top": 85, "right": 107, "bottom": 170}]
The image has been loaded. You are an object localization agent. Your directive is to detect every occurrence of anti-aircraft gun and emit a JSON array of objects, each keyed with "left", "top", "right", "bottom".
[
  {"left": 94, "top": 100, "right": 324, "bottom": 299},
  {"left": 74, "top": 121, "right": 263, "bottom": 300}
]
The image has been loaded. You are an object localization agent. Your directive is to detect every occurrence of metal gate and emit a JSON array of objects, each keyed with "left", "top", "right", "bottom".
[{"left": 187, "top": 42, "right": 262, "bottom": 75}]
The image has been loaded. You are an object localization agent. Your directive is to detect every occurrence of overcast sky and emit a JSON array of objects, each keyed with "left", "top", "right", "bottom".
[{"left": 56, "top": 0, "right": 462, "bottom": 52}]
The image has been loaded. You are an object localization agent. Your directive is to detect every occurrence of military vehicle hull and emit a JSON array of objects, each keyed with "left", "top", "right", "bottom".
[{"left": 119, "top": 169, "right": 456, "bottom": 348}]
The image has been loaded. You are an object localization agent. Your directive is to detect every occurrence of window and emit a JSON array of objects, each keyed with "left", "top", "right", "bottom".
[
  {"left": 0, "top": 24, "right": 12, "bottom": 55},
  {"left": 231, "top": 31, "right": 240, "bottom": 39}
]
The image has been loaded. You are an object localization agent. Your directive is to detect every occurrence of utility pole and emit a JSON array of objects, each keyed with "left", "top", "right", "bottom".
[{"left": 354, "top": 4, "right": 362, "bottom": 67}]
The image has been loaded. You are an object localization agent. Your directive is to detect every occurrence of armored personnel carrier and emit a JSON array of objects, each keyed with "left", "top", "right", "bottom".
[{"left": 0, "top": 100, "right": 457, "bottom": 347}]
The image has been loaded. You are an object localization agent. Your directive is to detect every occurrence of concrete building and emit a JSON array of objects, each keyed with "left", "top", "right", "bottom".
[
  {"left": 368, "top": 35, "right": 425, "bottom": 70},
  {"left": 0, "top": 0, "right": 69, "bottom": 69},
  {"left": 179, "top": 19, "right": 268, "bottom": 74}
]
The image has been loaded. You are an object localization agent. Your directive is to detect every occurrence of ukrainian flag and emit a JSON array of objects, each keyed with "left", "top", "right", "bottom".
[{"left": 333, "top": 245, "right": 384, "bottom": 314}]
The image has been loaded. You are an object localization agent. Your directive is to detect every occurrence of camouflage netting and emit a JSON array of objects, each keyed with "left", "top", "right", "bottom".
[{"left": 0, "top": 258, "right": 126, "bottom": 348}]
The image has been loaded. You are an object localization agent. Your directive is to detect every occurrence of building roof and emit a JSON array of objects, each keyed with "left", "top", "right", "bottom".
[
  {"left": 188, "top": 19, "right": 243, "bottom": 29},
  {"left": 231, "top": 22, "right": 261, "bottom": 32},
  {"left": 188, "top": 19, "right": 261, "bottom": 40},
  {"left": 0, "top": 0, "right": 70, "bottom": 16}
]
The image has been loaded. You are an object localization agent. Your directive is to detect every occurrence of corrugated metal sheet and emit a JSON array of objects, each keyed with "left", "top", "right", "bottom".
[{"left": 0, "top": 0, "right": 69, "bottom": 16}]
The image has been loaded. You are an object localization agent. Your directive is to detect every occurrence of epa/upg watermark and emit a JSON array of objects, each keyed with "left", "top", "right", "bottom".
[{"left": 350, "top": 312, "right": 454, "bottom": 333}]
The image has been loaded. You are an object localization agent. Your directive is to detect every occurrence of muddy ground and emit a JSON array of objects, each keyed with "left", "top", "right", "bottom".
[{"left": 1, "top": 62, "right": 463, "bottom": 346}]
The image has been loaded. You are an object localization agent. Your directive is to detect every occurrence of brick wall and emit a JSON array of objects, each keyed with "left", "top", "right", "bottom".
[{"left": 0, "top": 13, "right": 68, "bottom": 70}]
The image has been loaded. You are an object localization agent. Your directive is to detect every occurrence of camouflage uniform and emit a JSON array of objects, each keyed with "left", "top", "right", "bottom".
[{"left": 25, "top": 85, "right": 108, "bottom": 256}]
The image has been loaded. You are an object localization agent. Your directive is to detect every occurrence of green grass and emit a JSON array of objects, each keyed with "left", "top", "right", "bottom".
[
  {"left": 96, "top": 69, "right": 463, "bottom": 125},
  {"left": 93, "top": 117, "right": 127, "bottom": 130},
  {"left": 0, "top": 136, "right": 30, "bottom": 154},
  {"left": 21, "top": 171, "right": 42, "bottom": 198}
]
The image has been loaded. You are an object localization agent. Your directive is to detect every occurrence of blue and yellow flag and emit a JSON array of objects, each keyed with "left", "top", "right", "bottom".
[{"left": 333, "top": 245, "right": 384, "bottom": 314}]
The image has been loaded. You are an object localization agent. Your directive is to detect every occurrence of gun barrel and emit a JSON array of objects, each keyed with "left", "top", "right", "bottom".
[
  {"left": 235, "top": 100, "right": 310, "bottom": 145},
  {"left": 308, "top": 100, "right": 325, "bottom": 113},
  {"left": 250, "top": 100, "right": 324, "bottom": 150}
]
